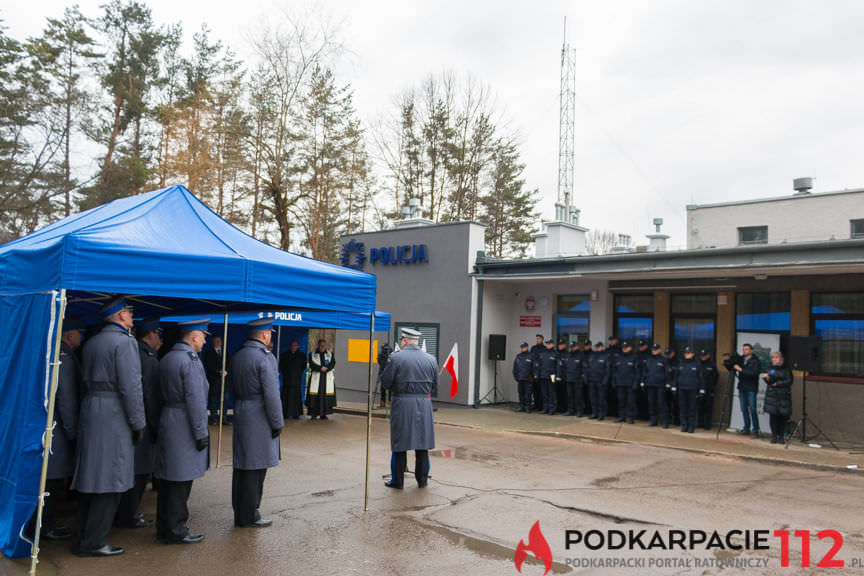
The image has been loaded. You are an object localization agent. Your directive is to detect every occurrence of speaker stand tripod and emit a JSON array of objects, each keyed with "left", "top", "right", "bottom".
[
  {"left": 784, "top": 371, "right": 838, "bottom": 450},
  {"left": 478, "top": 359, "right": 501, "bottom": 405}
]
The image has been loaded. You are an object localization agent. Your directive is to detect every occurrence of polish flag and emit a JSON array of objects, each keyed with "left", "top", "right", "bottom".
[{"left": 443, "top": 343, "right": 459, "bottom": 398}]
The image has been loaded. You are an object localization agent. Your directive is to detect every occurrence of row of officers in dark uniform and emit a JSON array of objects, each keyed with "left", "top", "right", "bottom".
[
  {"left": 512, "top": 334, "right": 718, "bottom": 433},
  {"left": 38, "top": 296, "right": 284, "bottom": 558}
]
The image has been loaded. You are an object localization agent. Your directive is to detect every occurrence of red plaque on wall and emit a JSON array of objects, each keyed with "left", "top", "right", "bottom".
[{"left": 520, "top": 316, "right": 542, "bottom": 327}]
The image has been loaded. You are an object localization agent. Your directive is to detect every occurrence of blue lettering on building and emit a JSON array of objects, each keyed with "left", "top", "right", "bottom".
[{"left": 369, "top": 244, "right": 429, "bottom": 265}]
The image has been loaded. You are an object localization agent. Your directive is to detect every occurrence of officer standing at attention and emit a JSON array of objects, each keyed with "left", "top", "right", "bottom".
[
  {"left": 665, "top": 347, "right": 680, "bottom": 426},
  {"left": 71, "top": 296, "right": 145, "bottom": 557},
  {"left": 698, "top": 349, "right": 718, "bottom": 430},
  {"left": 555, "top": 339, "right": 570, "bottom": 413},
  {"left": 675, "top": 346, "right": 704, "bottom": 433},
  {"left": 231, "top": 318, "right": 284, "bottom": 527},
  {"left": 529, "top": 334, "right": 545, "bottom": 412},
  {"left": 606, "top": 336, "right": 622, "bottom": 419},
  {"left": 613, "top": 341, "right": 639, "bottom": 423},
  {"left": 581, "top": 340, "right": 592, "bottom": 415},
  {"left": 115, "top": 318, "right": 162, "bottom": 529},
  {"left": 155, "top": 319, "right": 210, "bottom": 544},
  {"left": 642, "top": 344, "right": 671, "bottom": 428},
  {"left": 635, "top": 339, "right": 651, "bottom": 420},
  {"left": 563, "top": 342, "right": 584, "bottom": 416},
  {"left": 40, "top": 319, "right": 84, "bottom": 541},
  {"left": 512, "top": 342, "right": 534, "bottom": 413},
  {"left": 586, "top": 340, "right": 611, "bottom": 420},
  {"left": 537, "top": 339, "right": 559, "bottom": 415},
  {"left": 381, "top": 327, "right": 438, "bottom": 489}
]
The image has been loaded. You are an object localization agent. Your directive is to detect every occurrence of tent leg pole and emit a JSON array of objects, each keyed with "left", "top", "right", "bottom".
[
  {"left": 364, "top": 313, "right": 375, "bottom": 512},
  {"left": 30, "top": 289, "right": 67, "bottom": 576},
  {"left": 216, "top": 312, "right": 229, "bottom": 468}
]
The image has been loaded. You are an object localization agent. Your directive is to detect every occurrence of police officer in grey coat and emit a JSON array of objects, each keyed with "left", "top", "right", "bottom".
[
  {"left": 381, "top": 327, "right": 438, "bottom": 489},
  {"left": 71, "top": 297, "right": 145, "bottom": 557},
  {"left": 155, "top": 319, "right": 210, "bottom": 544},
  {"left": 230, "top": 318, "right": 283, "bottom": 527},
  {"left": 40, "top": 320, "right": 84, "bottom": 541},
  {"left": 116, "top": 318, "right": 162, "bottom": 529}
]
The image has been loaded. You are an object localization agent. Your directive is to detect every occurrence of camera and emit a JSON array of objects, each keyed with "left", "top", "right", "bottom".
[
  {"left": 722, "top": 352, "right": 744, "bottom": 371},
  {"left": 378, "top": 343, "right": 392, "bottom": 368}
]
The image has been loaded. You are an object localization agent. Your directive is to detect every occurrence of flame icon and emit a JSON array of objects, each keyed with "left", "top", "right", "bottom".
[{"left": 514, "top": 521, "right": 553, "bottom": 575}]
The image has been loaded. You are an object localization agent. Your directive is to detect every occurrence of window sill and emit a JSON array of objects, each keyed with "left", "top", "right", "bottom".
[{"left": 806, "top": 374, "right": 864, "bottom": 385}]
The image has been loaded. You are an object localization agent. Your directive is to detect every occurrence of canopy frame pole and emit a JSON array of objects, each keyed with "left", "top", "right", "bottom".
[
  {"left": 30, "top": 289, "right": 67, "bottom": 576},
  {"left": 276, "top": 326, "right": 282, "bottom": 364},
  {"left": 363, "top": 313, "right": 375, "bottom": 512},
  {"left": 216, "top": 311, "right": 229, "bottom": 467}
]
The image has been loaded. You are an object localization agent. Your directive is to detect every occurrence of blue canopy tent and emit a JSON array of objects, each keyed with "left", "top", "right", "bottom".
[{"left": 0, "top": 185, "right": 379, "bottom": 566}]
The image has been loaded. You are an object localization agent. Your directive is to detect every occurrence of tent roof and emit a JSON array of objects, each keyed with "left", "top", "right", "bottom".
[
  {"left": 0, "top": 186, "right": 376, "bottom": 314},
  {"left": 165, "top": 310, "right": 391, "bottom": 332}
]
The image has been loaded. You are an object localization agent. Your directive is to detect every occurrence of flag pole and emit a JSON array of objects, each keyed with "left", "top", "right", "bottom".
[
  {"left": 30, "top": 289, "right": 66, "bottom": 576},
  {"left": 216, "top": 311, "right": 229, "bottom": 467},
  {"left": 364, "top": 312, "right": 375, "bottom": 512}
]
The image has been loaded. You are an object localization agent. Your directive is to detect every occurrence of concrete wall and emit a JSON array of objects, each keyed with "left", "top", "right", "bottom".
[
  {"left": 687, "top": 190, "right": 864, "bottom": 248},
  {"left": 335, "top": 221, "right": 484, "bottom": 405}
]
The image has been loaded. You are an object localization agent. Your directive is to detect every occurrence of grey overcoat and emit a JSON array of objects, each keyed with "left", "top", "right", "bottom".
[
  {"left": 47, "top": 342, "right": 79, "bottom": 480},
  {"left": 231, "top": 340, "right": 283, "bottom": 470},
  {"left": 380, "top": 344, "right": 438, "bottom": 452},
  {"left": 71, "top": 323, "right": 145, "bottom": 494}
]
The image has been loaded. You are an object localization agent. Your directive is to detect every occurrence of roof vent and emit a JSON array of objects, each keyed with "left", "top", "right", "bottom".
[{"left": 793, "top": 177, "right": 813, "bottom": 195}]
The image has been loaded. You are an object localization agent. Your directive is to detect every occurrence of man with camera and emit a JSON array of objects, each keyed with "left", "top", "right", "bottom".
[{"left": 733, "top": 343, "right": 762, "bottom": 437}]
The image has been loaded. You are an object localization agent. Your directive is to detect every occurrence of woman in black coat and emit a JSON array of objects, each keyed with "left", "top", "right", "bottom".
[{"left": 763, "top": 350, "right": 793, "bottom": 444}]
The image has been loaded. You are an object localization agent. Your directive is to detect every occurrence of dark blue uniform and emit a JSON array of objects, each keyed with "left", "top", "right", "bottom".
[
  {"left": 536, "top": 348, "right": 559, "bottom": 414},
  {"left": 676, "top": 357, "right": 703, "bottom": 433},
  {"left": 564, "top": 349, "right": 585, "bottom": 416},
  {"left": 606, "top": 344, "right": 622, "bottom": 417},
  {"left": 699, "top": 357, "right": 718, "bottom": 429},
  {"left": 642, "top": 353, "right": 670, "bottom": 427},
  {"left": 666, "top": 353, "right": 680, "bottom": 425},
  {"left": 555, "top": 346, "right": 569, "bottom": 413},
  {"left": 530, "top": 343, "right": 545, "bottom": 411},
  {"left": 612, "top": 351, "right": 639, "bottom": 423},
  {"left": 512, "top": 350, "right": 534, "bottom": 412},
  {"left": 585, "top": 350, "right": 611, "bottom": 419}
]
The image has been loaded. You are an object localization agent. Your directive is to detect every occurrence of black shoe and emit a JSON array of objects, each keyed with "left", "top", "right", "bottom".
[
  {"left": 320, "top": 415, "right": 328, "bottom": 420},
  {"left": 565, "top": 411, "right": 575, "bottom": 416},
  {"left": 628, "top": 419, "right": 634, "bottom": 424},
  {"left": 575, "top": 412, "right": 583, "bottom": 417},
  {"left": 615, "top": 417, "right": 625, "bottom": 423},
  {"left": 662, "top": 423, "right": 669, "bottom": 429},
  {"left": 417, "top": 480, "right": 428, "bottom": 488},
  {"left": 515, "top": 407, "right": 525, "bottom": 413},
  {"left": 79, "top": 544, "right": 125, "bottom": 557},
  {"left": 42, "top": 526, "right": 72, "bottom": 541},
  {"left": 167, "top": 534, "right": 205, "bottom": 544},
  {"left": 384, "top": 481, "right": 403, "bottom": 490},
  {"left": 597, "top": 417, "right": 604, "bottom": 421},
  {"left": 133, "top": 515, "right": 154, "bottom": 528},
  {"left": 681, "top": 427, "right": 687, "bottom": 432},
  {"left": 649, "top": 422, "right": 658, "bottom": 427},
  {"left": 687, "top": 428, "right": 695, "bottom": 433},
  {"left": 588, "top": 415, "right": 597, "bottom": 419}
]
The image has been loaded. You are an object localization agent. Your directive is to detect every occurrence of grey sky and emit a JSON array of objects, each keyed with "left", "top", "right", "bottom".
[{"left": 5, "top": 0, "right": 864, "bottom": 248}]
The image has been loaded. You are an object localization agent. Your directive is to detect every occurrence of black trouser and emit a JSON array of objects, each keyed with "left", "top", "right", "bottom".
[
  {"left": 556, "top": 379, "right": 567, "bottom": 412},
  {"left": 532, "top": 379, "right": 543, "bottom": 411},
  {"left": 540, "top": 378, "right": 556, "bottom": 413},
  {"left": 75, "top": 492, "right": 121, "bottom": 552},
  {"left": 283, "top": 385, "right": 303, "bottom": 418},
  {"left": 517, "top": 380, "right": 531, "bottom": 411},
  {"left": 616, "top": 386, "right": 635, "bottom": 421},
  {"left": 698, "top": 392, "right": 714, "bottom": 429},
  {"left": 769, "top": 414, "right": 787, "bottom": 441},
  {"left": 115, "top": 473, "right": 149, "bottom": 527},
  {"left": 566, "top": 381, "right": 584, "bottom": 415},
  {"left": 678, "top": 389, "right": 698, "bottom": 431},
  {"left": 392, "top": 450, "right": 429, "bottom": 487},
  {"left": 646, "top": 386, "right": 668, "bottom": 426},
  {"left": 156, "top": 479, "right": 192, "bottom": 541},
  {"left": 589, "top": 382, "right": 606, "bottom": 418},
  {"left": 232, "top": 468, "right": 267, "bottom": 526}
]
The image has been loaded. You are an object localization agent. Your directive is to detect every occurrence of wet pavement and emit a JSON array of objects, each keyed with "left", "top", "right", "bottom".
[{"left": 3, "top": 407, "right": 864, "bottom": 576}]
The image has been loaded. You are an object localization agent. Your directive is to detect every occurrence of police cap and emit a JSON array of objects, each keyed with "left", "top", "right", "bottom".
[
  {"left": 178, "top": 318, "right": 211, "bottom": 335},
  {"left": 247, "top": 318, "right": 275, "bottom": 332},
  {"left": 682, "top": 345, "right": 694, "bottom": 354},
  {"left": 621, "top": 341, "right": 632, "bottom": 349},
  {"left": 520, "top": 342, "right": 529, "bottom": 349},
  {"left": 651, "top": 343, "right": 662, "bottom": 351},
  {"left": 100, "top": 296, "right": 132, "bottom": 318},
  {"left": 664, "top": 347, "right": 674, "bottom": 355},
  {"left": 700, "top": 349, "right": 711, "bottom": 357},
  {"left": 62, "top": 317, "right": 87, "bottom": 333},
  {"left": 401, "top": 327, "right": 422, "bottom": 339},
  {"left": 136, "top": 317, "right": 162, "bottom": 333}
]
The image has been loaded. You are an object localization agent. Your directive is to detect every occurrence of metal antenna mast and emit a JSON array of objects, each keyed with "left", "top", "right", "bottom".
[{"left": 556, "top": 18, "right": 578, "bottom": 223}]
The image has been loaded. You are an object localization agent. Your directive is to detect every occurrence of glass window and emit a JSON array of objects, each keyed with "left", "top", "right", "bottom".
[
  {"left": 736, "top": 292, "right": 790, "bottom": 331},
  {"left": 615, "top": 294, "right": 654, "bottom": 314},
  {"left": 851, "top": 219, "right": 864, "bottom": 239},
  {"left": 556, "top": 294, "right": 590, "bottom": 345},
  {"left": 671, "top": 294, "right": 717, "bottom": 315},
  {"left": 672, "top": 318, "right": 716, "bottom": 356},
  {"left": 557, "top": 294, "right": 591, "bottom": 313},
  {"left": 614, "top": 294, "right": 653, "bottom": 343},
  {"left": 811, "top": 292, "right": 864, "bottom": 376},
  {"left": 738, "top": 226, "right": 768, "bottom": 245}
]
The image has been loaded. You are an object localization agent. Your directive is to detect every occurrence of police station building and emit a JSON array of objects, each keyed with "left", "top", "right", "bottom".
[{"left": 335, "top": 182, "right": 864, "bottom": 443}]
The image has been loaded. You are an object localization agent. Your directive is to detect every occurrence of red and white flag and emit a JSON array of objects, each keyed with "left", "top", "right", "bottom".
[{"left": 443, "top": 342, "right": 458, "bottom": 398}]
